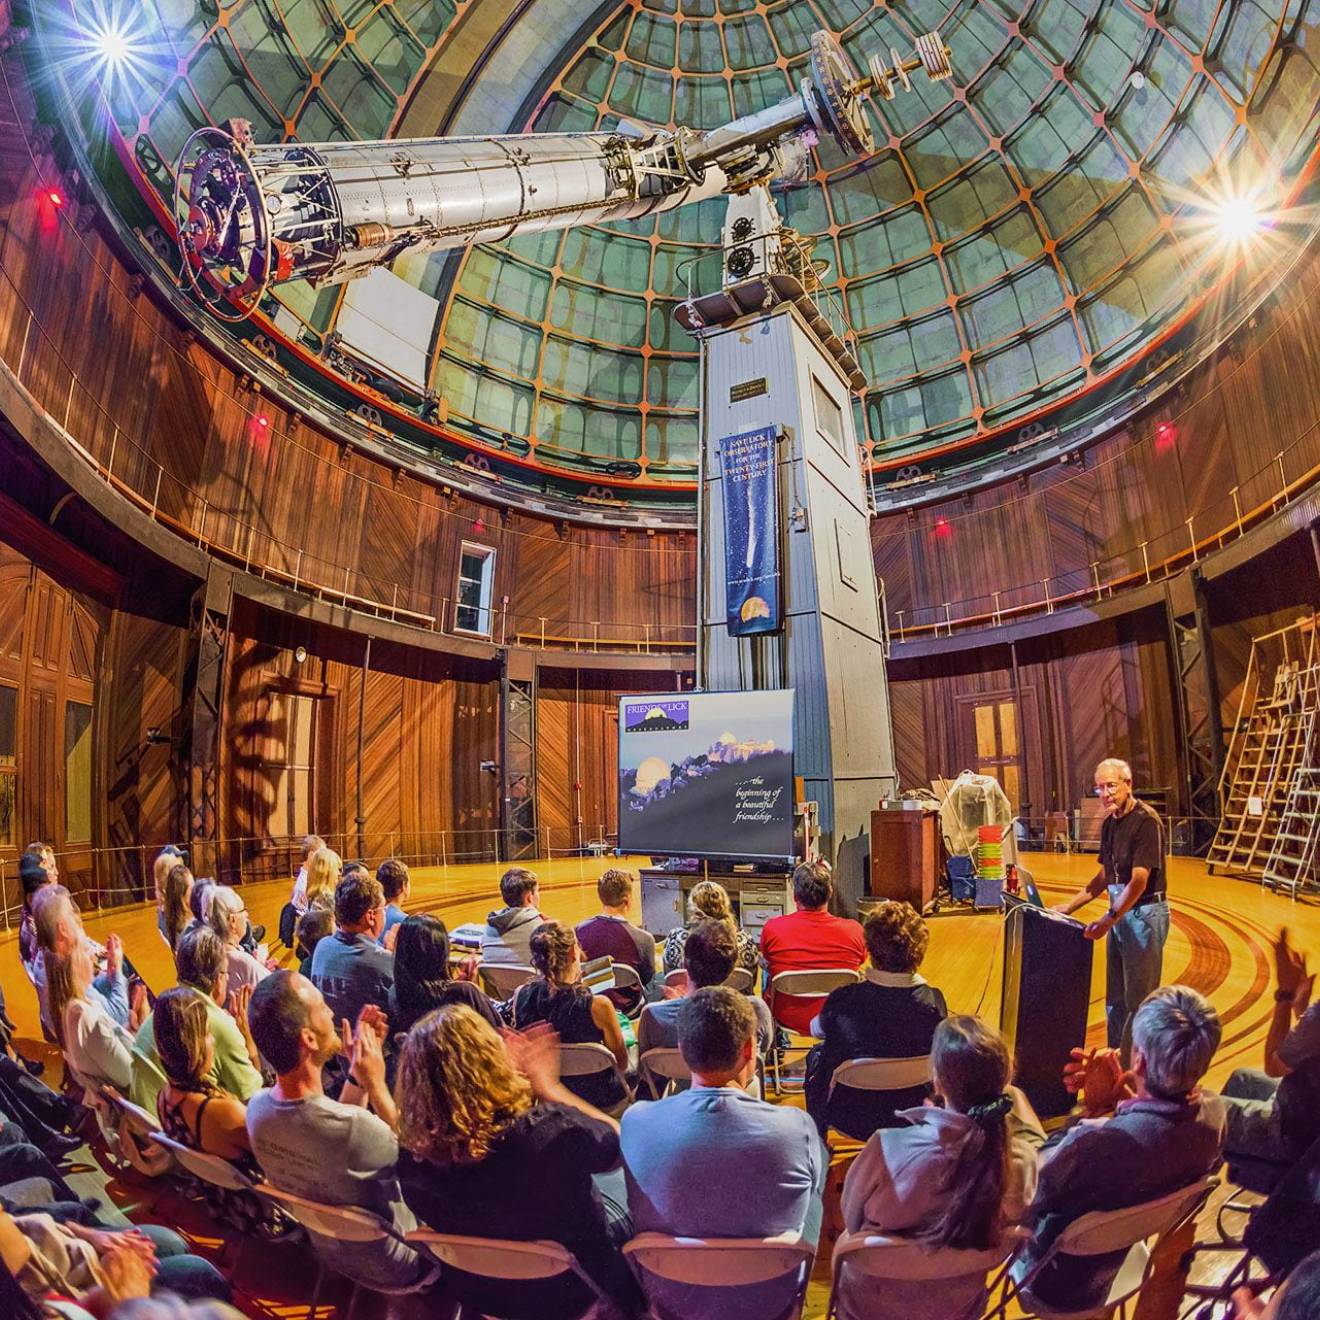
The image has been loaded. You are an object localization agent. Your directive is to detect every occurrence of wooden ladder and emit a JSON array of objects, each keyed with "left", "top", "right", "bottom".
[{"left": 1209, "top": 620, "right": 1320, "bottom": 879}]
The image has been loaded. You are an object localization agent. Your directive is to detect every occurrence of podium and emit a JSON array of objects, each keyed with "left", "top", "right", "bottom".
[{"left": 1000, "top": 900, "right": 1091, "bottom": 1118}]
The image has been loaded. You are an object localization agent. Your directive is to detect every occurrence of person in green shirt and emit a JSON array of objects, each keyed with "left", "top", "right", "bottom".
[{"left": 131, "top": 925, "right": 263, "bottom": 1116}]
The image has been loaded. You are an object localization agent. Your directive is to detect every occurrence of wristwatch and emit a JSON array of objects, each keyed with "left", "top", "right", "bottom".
[{"left": 1275, "top": 988, "right": 1295, "bottom": 1004}]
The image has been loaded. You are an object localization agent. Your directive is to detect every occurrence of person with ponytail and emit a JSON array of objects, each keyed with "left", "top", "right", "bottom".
[{"left": 839, "top": 1015, "right": 1045, "bottom": 1320}]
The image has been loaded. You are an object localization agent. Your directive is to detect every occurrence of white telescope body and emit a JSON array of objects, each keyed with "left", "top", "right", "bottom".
[{"left": 175, "top": 30, "right": 950, "bottom": 319}]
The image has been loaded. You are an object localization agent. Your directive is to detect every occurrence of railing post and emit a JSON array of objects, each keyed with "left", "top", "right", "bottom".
[
  {"left": 643, "top": 622, "right": 651, "bottom": 655},
  {"left": 992, "top": 592, "right": 1002, "bottom": 627},
  {"left": 106, "top": 425, "right": 118, "bottom": 478},
  {"left": 197, "top": 499, "right": 208, "bottom": 544},
  {"left": 151, "top": 467, "right": 162, "bottom": 516},
  {"left": 1231, "top": 486, "right": 1243, "bottom": 538},
  {"left": 1276, "top": 451, "right": 1287, "bottom": 502},
  {"left": 942, "top": 602, "right": 952, "bottom": 636},
  {"left": 540, "top": 617, "right": 546, "bottom": 649},
  {"left": 1042, "top": 579, "right": 1053, "bottom": 614},
  {"left": 1186, "top": 516, "right": 1198, "bottom": 564},
  {"left": 500, "top": 597, "right": 508, "bottom": 647},
  {"left": 1140, "top": 541, "right": 1150, "bottom": 583},
  {"left": 343, "top": 564, "right": 351, "bottom": 599},
  {"left": 244, "top": 525, "right": 254, "bottom": 573},
  {"left": 895, "top": 609, "right": 905, "bottom": 641},
  {"left": 15, "top": 311, "right": 31, "bottom": 382},
  {"left": 63, "top": 375, "right": 76, "bottom": 429},
  {"left": 1091, "top": 561, "right": 1102, "bottom": 602},
  {"left": 391, "top": 584, "right": 399, "bottom": 619},
  {"left": 593, "top": 620, "right": 600, "bottom": 652},
  {"left": 293, "top": 548, "right": 303, "bottom": 591}
]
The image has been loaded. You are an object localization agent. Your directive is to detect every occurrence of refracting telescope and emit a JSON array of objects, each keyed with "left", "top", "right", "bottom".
[{"left": 175, "top": 31, "right": 950, "bottom": 321}]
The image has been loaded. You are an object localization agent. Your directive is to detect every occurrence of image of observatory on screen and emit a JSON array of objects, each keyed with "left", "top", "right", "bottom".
[{"left": 618, "top": 690, "right": 795, "bottom": 861}]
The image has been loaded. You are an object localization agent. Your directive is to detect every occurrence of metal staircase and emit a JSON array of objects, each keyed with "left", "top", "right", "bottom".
[
  {"left": 1262, "top": 760, "right": 1320, "bottom": 899},
  {"left": 1208, "top": 617, "right": 1320, "bottom": 880}
]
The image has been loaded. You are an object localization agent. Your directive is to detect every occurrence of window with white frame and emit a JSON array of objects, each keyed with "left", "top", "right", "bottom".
[{"left": 455, "top": 542, "right": 496, "bottom": 635}]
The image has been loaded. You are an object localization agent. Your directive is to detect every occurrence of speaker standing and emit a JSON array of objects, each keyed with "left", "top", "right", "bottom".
[{"left": 1051, "top": 758, "right": 1169, "bottom": 1061}]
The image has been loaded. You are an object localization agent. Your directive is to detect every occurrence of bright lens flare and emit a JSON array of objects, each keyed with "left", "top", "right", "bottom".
[
  {"left": 96, "top": 26, "right": 132, "bottom": 66},
  {"left": 1212, "top": 195, "right": 1265, "bottom": 243}
]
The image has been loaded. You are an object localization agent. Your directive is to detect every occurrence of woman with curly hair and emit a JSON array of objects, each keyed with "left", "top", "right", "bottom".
[
  {"left": 394, "top": 1005, "right": 639, "bottom": 1318},
  {"left": 660, "top": 879, "right": 758, "bottom": 976},
  {"left": 510, "top": 922, "right": 629, "bottom": 1113},
  {"left": 805, "top": 900, "right": 948, "bottom": 1139}
]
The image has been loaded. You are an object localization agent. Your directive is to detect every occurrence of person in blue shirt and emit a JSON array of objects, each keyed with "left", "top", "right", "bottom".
[
  {"left": 376, "top": 859, "right": 410, "bottom": 946},
  {"left": 310, "top": 872, "right": 394, "bottom": 1036},
  {"left": 621, "top": 986, "right": 826, "bottom": 1319}
]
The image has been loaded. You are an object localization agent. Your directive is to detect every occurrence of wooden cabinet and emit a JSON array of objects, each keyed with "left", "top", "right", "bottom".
[{"left": 868, "top": 808, "right": 939, "bottom": 910}]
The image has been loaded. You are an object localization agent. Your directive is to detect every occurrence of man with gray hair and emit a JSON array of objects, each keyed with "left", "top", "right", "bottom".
[
  {"left": 1013, "top": 985, "right": 1225, "bottom": 1313},
  {"left": 1052, "top": 757, "right": 1168, "bottom": 1057}
]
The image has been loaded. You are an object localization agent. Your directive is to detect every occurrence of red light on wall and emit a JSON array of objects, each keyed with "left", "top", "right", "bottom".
[
  {"left": 1155, "top": 421, "right": 1177, "bottom": 450},
  {"left": 472, "top": 518, "right": 486, "bottom": 534},
  {"left": 46, "top": 190, "right": 64, "bottom": 207},
  {"left": 934, "top": 517, "right": 952, "bottom": 539},
  {"left": 256, "top": 414, "right": 269, "bottom": 429}
]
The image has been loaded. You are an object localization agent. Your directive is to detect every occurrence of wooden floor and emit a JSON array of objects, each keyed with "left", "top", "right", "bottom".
[{"left": 1, "top": 851, "right": 1310, "bottom": 1317}]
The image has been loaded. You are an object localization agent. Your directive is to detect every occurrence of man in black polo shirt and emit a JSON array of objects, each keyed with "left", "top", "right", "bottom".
[{"left": 1052, "top": 758, "right": 1168, "bottom": 1059}]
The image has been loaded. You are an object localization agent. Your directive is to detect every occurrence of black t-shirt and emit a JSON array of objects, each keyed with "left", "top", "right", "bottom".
[
  {"left": 387, "top": 979, "right": 501, "bottom": 1038},
  {"left": 1099, "top": 800, "right": 1165, "bottom": 900},
  {"left": 804, "top": 979, "right": 948, "bottom": 1140},
  {"left": 399, "top": 1103, "right": 628, "bottom": 1318},
  {"left": 511, "top": 980, "right": 628, "bottom": 1111}
]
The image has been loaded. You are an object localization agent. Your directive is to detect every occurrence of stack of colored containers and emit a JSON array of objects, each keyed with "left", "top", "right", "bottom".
[{"left": 974, "top": 824, "right": 1005, "bottom": 911}]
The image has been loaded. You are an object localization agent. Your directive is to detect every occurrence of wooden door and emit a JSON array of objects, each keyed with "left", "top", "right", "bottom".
[{"left": 961, "top": 692, "right": 1026, "bottom": 813}]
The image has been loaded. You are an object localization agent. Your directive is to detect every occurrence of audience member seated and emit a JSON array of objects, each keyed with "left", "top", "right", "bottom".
[
  {"left": 388, "top": 915, "right": 499, "bottom": 1037},
  {"left": 301, "top": 847, "right": 341, "bottom": 916},
  {"left": 0, "top": 1206, "right": 231, "bottom": 1310},
  {"left": 1220, "top": 928, "right": 1320, "bottom": 1171},
  {"left": 309, "top": 871, "right": 394, "bottom": 1034},
  {"left": 760, "top": 861, "right": 866, "bottom": 1036},
  {"left": 481, "top": 867, "right": 545, "bottom": 966},
  {"left": 395, "top": 1006, "right": 640, "bottom": 1318},
  {"left": 150, "top": 847, "right": 186, "bottom": 948},
  {"left": 293, "top": 907, "right": 334, "bottom": 979},
  {"left": 637, "top": 919, "right": 774, "bottom": 1075},
  {"left": 131, "top": 928, "right": 263, "bottom": 1118},
  {"left": 18, "top": 851, "right": 57, "bottom": 982},
  {"left": 376, "top": 860, "right": 410, "bottom": 945},
  {"left": 207, "top": 888, "right": 270, "bottom": 1004},
  {"left": 48, "top": 936, "right": 134, "bottom": 1093},
  {"left": 153, "top": 987, "right": 253, "bottom": 1164},
  {"left": 154, "top": 986, "right": 261, "bottom": 1232},
  {"left": 245, "top": 971, "right": 430, "bottom": 1292},
  {"left": 160, "top": 864, "right": 197, "bottom": 955},
  {"left": 805, "top": 901, "right": 947, "bottom": 1139},
  {"left": 1233, "top": 1246, "right": 1320, "bottom": 1319},
  {"left": 1014, "top": 985, "right": 1225, "bottom": 1314},
  {"left": 661, "top": 879, "right": 758, "bottom": 978},
  {"left": 840, "top": 1016, "right": 1045, "bottom": 1320},
  {"left": 575, "top": 868, "right": 656, "bottom": 1015},
  {"left": 288, "top": 834, "right": 326, "bottom": 916},
  {"left": 511, "top": 923, "right": 630, "bottom": 1114},
  {"left": 31, "top": 888, "right": 124, "bottom": 1044},
  {"left": 0, "top": 1113, "right": 86, "bottom": 1208},
  {"left": 622, "top": 987, "right": 827, "bottom": 1320}
]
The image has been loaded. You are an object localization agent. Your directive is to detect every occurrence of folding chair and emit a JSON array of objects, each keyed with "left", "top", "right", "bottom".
[
  {"left": 477, "top": 961, "right": 537, "bottom": 1000},
  {"left": 638, "top": 1046, "right": 691, "bottom": 1099},
  {"left": 259, "top": 1184, "right": 441, "bottom": 1320},
  {"left": 624, "top": 1230, "right": 816, "bottom": 1320},
  {"left": 824, "top": 1055, "right": 933, "bottom": 1147},
  {"left": 100, "top": 1087, "right": 172, "bottom": 1176},
  {"left": 993, "top": 1176, "right": 1216, "bottom": 1319},
  {"left": 725, "top": 967, "right": 755, "bottom": 994},
  {"left": 558, "top": 1041, "right": 632, "bottom": 1113},
  {"left": 663, "top": 969, "right": 689, "bottom": 990},
  {"left": 826, "top": 1229, "right": 1021, "bottom": 1320},
  {"left": 408, "top": 1228, "right": 609, "bottom": 1319},
  {"left": 767, "top": 968, "right": 861, "bottom": 1092},
  {"left": 609, "top": 963, "right": 646, "bottom": 1020}
]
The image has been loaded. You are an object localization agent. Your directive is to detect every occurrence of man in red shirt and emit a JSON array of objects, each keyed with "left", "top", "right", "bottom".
[{"left": 759, "top": 861, "right": 866, "bottom": 1035}]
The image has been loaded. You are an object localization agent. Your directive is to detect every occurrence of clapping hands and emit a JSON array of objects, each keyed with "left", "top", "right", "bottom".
[
  {"left": 1063, "top": 1045, "right": 1136, "bottom": 1117},
  {"left": 503, "top": 1022, "right": 562, "bottom": 1099}
]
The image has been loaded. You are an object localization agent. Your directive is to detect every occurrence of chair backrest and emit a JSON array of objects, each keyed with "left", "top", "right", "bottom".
[
  {"left": 407, "top": 1229, "right": 599, "bottom": 1289},
  {"left": 477, "top": 962, "right": 536, "bottom": 1000},
  {"left": 828, "top": 1055, "right": 932, "bottom": 1100},
  {"left": 1053, "top": 1178, "right": 1217, "bottom": 1257},
  {"left": 258, "top": 1184, "right": 399, "bottom": 1244},
  {"left": 105, "top": 1090, "right": 163, "bottom": 1138},
  {"left": 724, "top": 967, "right": 755, "bottom": 994},
  {"left": 664, "top": 969, "right": 689, "bottom": 989},
  {"left": 625, "top": 1231, "right": 815, "bottom": 1290},
  {"left": 558, "top": 1041, "right": 624, "bottom": 1080},
  {"left": 832, "top": 1229, "right": 1019, "bottom": 1284},
  {"left": 769, "top": 968, "right": 861, "bottom": 999},
  {"left": 639, "top": 1047, "right": 691, "bottom": 1099},
  {"left": 148, "top": 1131, "right": 257, "bottom": 1193},
  {"left": 611, "top": 963, "right": 643, "bottom": 990}
]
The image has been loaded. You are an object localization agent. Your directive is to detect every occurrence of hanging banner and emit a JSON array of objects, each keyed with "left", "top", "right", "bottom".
[{"left": 720, "top": 426, "right": 781, "bottom": 635}]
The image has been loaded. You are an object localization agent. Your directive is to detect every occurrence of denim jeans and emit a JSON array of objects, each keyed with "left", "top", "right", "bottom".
[
  {"left": 1221, "top": 1068, "right": 1291, "bottom": 1163},
  {"left": 1106, "top": 900, "right": 1169, "bottom": 1057}
]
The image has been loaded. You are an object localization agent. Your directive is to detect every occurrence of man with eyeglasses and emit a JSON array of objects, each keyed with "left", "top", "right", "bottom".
[{"left": 1051, "top": 758, "right": 1168, "bottom": 1060}]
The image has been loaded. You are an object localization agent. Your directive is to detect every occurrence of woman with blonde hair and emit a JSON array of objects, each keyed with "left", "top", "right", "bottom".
[
  {"left": 395, "top": 1005, "right": 639, "bottom": 1318},
  {"left": 48, "top": 935, "right": 133, "bottom": 1091},
  {"left": 302, "top": 846, "right": 341, "bottom": 913},
  {"left": 661, "top": 878, "right": 758, "bottom": 975},
  {"left": 511, "top": 922, "right": 629, "bottom": 1113}
]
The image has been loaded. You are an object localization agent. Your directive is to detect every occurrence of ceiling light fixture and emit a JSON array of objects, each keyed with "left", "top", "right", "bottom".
[
  {"left": 1212, "top": 194, "right": 1265, "bottom": 243},
  {"left": 95, "top": 25, "right": 131, "bottom": 66}
]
